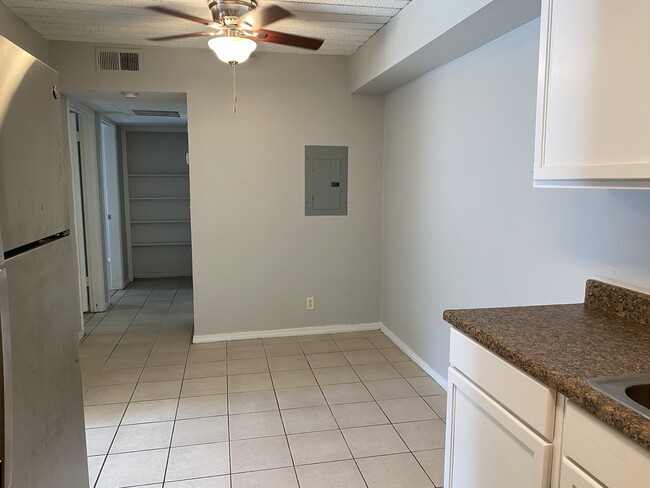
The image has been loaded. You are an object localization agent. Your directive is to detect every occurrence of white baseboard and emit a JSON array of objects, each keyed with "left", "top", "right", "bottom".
[
  {"left": 193, "top": 322, "right": 382, "bottom": 344},
  {"left": 380, "top": 322, "right": 448, "bottom": 391},
  {"left": 192, "top": 320, "right": 448, "bottom": 391}
]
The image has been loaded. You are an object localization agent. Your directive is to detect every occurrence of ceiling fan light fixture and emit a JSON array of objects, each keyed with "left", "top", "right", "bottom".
[{"left": 208, "top": 36, "right": 256, "bottom": 64}]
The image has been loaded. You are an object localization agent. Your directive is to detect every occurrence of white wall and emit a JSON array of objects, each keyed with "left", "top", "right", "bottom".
[
  {"left": 348, "top": 0, "right": 540, "bottom": 94},
  {"left": 350, "top": 0, "right": 492, "bottom": 92},
  {"left": 381, "top": 19, "right": 650, "bottom": 379},
  {"left": 49, "top": 43, "right": 385, "bottom": 337},
  {"left": 0, "top": 1, "right": 48, "bottom": 61}
]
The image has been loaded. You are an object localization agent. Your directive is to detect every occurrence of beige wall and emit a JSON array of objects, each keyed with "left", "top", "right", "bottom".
[
  {"left": 0, "top": 1, "right": 48, "bottom": 61},
  {"left": 381, "top": 20, "right": 650, "bottom": 380},
  {"left": 50, "top": 42, "right": 385, "bottom": 337}
]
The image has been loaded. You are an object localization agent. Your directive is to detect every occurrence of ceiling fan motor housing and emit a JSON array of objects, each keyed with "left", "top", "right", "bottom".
[
  {"left": 207, "top": 0, "right": 258, "bottom": 24},
  {"left": 146, "top": 2, "right": 323, "bottom": 52}
]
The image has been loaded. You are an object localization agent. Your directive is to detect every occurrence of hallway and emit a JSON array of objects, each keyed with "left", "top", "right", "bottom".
[{"left": 80, "top": 279, "right": 446, "bottom": 488}]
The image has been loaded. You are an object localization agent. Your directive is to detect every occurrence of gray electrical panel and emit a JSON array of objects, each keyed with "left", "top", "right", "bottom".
[{"left": 305, "top": 146, "right": 348, "bottom": 216}]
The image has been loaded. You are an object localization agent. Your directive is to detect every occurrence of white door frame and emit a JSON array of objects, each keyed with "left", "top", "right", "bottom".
[
  {"left": 60, "top": 96, "right": 87, "bottom": 338},
  {"left": 99, "top": 118, "right": 126, "bottom": 290},
  {"left": 69, "top": 102, "right": 107, "bottom": 312},
  {"left": 120, "top": 126, "right": 134, "bottom": 283},
  {"left": 66, "top": 109, "right": 90, "bottom": 313}
]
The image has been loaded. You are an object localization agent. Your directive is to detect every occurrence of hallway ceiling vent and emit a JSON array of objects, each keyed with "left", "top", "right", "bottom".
[
  {"left": 95, "top": 48, "right": 141, "bottom": 73},
  {"left": 132, "top": 110, "right": 181, "bottom": 118}
]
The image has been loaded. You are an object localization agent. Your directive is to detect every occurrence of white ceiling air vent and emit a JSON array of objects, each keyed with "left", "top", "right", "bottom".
[
  {"left": 95, "top": 48, "right": 141, "bottom": 73},
  {"left": 132, "top": 110, "right": 181, "bottom": 118}
]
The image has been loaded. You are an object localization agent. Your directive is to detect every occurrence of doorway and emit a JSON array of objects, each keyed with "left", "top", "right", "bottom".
[
  {"left": 124, "top": 128, "right": 192, "bottom": 279},
  {"left": 66, "top": 91, "right": 191, "bottom": 301}
]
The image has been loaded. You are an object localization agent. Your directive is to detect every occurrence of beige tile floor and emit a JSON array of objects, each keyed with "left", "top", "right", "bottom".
[{"left": 81, "top": 278, "right": 446, "bottom": 488}]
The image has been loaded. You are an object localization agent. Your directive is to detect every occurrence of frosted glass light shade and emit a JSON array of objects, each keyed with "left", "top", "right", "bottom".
[{"left": 208, "top": 37, "right": 257, "bottom": 64}]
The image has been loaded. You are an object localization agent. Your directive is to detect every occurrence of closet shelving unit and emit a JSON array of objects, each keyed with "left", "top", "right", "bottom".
[
  {"left": 125, "top": 130, "right": 191, "bottom": 278},
  {"left": 128, "top": 174, "right": 191, "bottom": 248}
]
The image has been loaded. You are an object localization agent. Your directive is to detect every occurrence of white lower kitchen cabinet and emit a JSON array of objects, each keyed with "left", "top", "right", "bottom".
[
  {"left": 558, "top": 458, "right": 604, "bottom": 488},
  {"left": 446, "top": 329, "right": 650, "bottom": 488},
  {"left": 561, "top": 401, "right": 650, "bottom": 488},
  {"left": 445, "top": 367, "right": 553, "bottom": 487}
]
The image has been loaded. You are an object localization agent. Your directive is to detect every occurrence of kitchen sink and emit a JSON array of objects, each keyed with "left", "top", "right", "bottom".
[
  {"left": 626, "top": 384, "right": 650, "bottom": 409},
  {"left": 587, "top": 373, "right": 650, "bottom": 420}
]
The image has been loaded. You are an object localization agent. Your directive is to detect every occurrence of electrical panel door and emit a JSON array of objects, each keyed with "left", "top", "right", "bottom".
[{"left": 305, "top": 146, "right": 348, "bottom": 216}]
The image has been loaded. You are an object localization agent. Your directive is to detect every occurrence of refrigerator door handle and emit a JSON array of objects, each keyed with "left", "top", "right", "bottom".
[{"left": 0, "top": 268, "right": 12, "bottom": 488}]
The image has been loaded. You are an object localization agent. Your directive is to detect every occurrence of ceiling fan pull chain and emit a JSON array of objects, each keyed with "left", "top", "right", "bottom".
[{"left": 231, "top": 62, "right": 238, "bottom": 114}]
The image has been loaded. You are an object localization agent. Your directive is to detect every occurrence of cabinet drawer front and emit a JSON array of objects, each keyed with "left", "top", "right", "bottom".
[
  {"left": 445, "top": 367, "right": 553, "bottom": 488},
  {"left": 559, "top": 458, "right": 604, "bottom": 488},
  {"left": 450, "top": 329, "right": 555, "bottom": 439},
  {"left": 563, "top": 402, "right": 650, "bottom": 488}
]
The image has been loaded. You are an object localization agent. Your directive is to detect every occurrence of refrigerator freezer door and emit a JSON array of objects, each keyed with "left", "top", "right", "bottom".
[
  {"left": 0, "top": 36, "right": 69, "bottom": 252},
  {"left": 4, "top": 236, "right": 87, "bottom": 488}
]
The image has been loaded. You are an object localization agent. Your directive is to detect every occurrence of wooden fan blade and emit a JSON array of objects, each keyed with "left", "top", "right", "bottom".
[
  {"left": 238, "top": 5, "right": 292, "bottom": 29},
  {"left": 147, "top": 6, "right": 212, "bottom": 26},
  {"left": 148, "top": 32, "right": 215, "bottom": 41},
  {"left": 255, "top": 29, "right": 324, "bottom": 50}
]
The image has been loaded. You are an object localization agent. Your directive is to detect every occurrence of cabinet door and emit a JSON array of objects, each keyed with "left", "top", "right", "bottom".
[
  {"left": 559, "top": 458, "right": 605, "bottom": 488},
  {"left": 445, "top": 367, "right": 553, "bottom": 488},
  {"left": 534, "top": 0, "right": 650, "bottom": 187}
]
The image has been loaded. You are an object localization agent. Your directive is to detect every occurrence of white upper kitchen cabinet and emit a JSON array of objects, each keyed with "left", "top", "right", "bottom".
[{"left": 534, "top": 0, "right": 650, "bottom": 188}]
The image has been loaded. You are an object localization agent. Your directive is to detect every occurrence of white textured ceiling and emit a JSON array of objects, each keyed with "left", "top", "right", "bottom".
[
  {"left": 3, "top": 0, "right": 412, "bottom": 56},
  {"left": 71, "top": 91, "right": 188, "bottom": 126}
]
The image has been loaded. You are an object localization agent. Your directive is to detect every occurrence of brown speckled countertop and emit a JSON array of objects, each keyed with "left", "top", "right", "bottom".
[{"left": 443, "top": 280, "right": 650, "bottom": 450}]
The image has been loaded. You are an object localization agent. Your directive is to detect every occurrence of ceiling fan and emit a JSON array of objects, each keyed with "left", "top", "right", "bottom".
[{"left": 147, "top": 0, "right": 325, "bottom": 65}]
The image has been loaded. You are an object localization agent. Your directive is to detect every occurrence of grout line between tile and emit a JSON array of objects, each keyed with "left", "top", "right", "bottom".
[
  {"left": 226, "top": 346, "right": 233, "bottom": 488},
  {"left": 302, "top": 340, "right": 370, "bottom": 488},
  {"left": 91, "top": 279, "right": 178, "bottom": 487},
  {"left": 84, "top": 280, "right": 446, "bottom": 488},
  {"left": 154, "top": 279, "right": 185, "bottom": 485},
  {"left": 89, "top": 280, "right": 154, "bottom": 488},
  {"left": 262, "top": 346, "right": 299, "bottom": 487}
]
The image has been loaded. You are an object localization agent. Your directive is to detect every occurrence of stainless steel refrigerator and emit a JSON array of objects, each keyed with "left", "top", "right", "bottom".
[{"left": 0, "top": 36, "right": 88, "bottom": 487}]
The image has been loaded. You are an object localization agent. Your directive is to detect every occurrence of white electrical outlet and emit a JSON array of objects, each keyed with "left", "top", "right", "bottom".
[{"left": 306, "top": 296, "right": 315, "bottom": 310}]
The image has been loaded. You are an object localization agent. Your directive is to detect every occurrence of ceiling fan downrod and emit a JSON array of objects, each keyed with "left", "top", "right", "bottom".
[{"left": 231, "top": 62, "right": 238, "bottom": 114}]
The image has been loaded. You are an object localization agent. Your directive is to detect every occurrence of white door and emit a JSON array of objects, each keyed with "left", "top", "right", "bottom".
[
  {"left": 559, "top": 458, "right": 605, "bottom": 488},
  {"left": 445, "top": 367, "right": 553, "bottom": 488},
  {"left": 69, "top": 111, "right": 89, "bottom": 312},
  {"left": 100, "top": 120, "right": 124, "bottom": 290}
]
